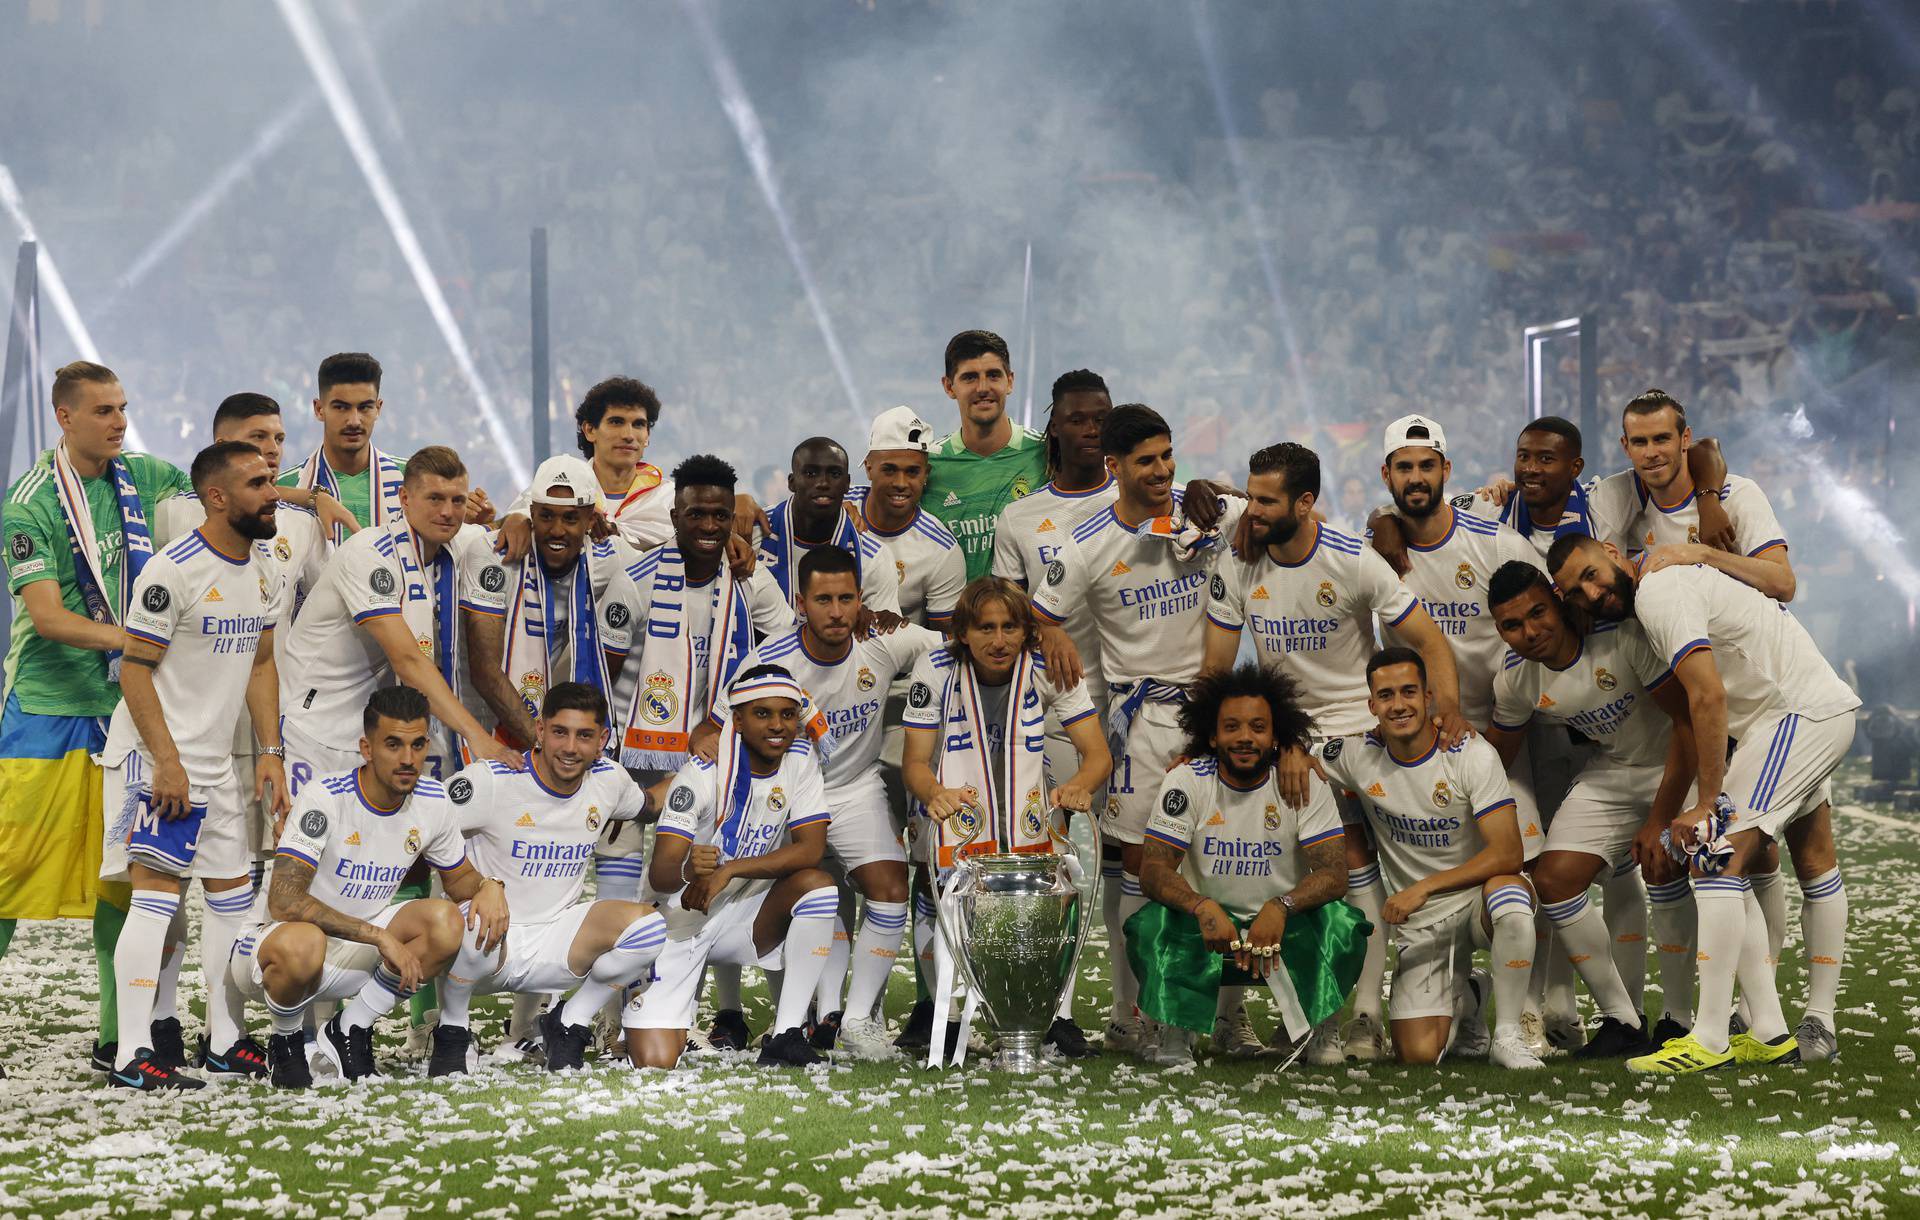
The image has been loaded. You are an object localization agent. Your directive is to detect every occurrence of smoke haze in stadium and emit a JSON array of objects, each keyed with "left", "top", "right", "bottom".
[{"left": 2, "top": 0, "right": 1914, "bottom": 699}]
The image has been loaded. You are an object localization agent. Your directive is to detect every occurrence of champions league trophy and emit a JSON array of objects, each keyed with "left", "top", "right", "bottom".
[{"left": 926, "top": 804, "right": 1101, "bottom": 1072}]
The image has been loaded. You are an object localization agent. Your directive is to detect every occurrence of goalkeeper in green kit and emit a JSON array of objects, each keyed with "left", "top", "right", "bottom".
[
  {"left": 1133, "top": 665, "right": 1368, "bottom": 1066},
  {"left": 920, "top": 330, "right": 1048, "bottom": 581}
]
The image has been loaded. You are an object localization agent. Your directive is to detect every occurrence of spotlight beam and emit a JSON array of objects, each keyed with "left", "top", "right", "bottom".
[
  {"left": 272, "top": 0, "right": 528, "bottom": 487},
  {"left": 676, "top": 0, "right": 865, "bottom": 429},
  {"left": 1189, "top": 0, "right": 1315, "bottom": 421},
  {"left": 0, "top": 164, "right": 150, "bottom": 454}
]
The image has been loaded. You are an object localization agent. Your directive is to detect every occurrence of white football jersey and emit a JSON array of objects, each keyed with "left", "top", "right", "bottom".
[
  {"left": 1628, "top": 562, "right": 1857, "bottom": 737},
  {"left": 848, "top": 489, "right": 967, "bottom": 628},
  {"left": 898, "top": 647, "right": 1099, "bottom": 741},
  {"left": 1491, "top": 620, "right": 1669, "bottom": 769},
  {"left": 752, "top": 502, "right": 903, "bottom": 616},
  {"left": 992, "top": 477, "right": 1119, "bottom": 697},
  {"left": 448, "top": 755, "right": 646, "bottom": 925},
  {"left": 1589, "top": 471, "right": 1787, "bottom": 560},
  {"left": 275, "top": 771, "right": 466, "bottom": 921},
  {"left": 1031, "top": 490, "right": 1245, "bottom": 689},
  {"left": 646, "top": 742, "right": 831, "bottom": 929},
  {"left": 1381, "top": 506, "right": 1544, "bottom": 726},
  {"left": 1315, "top": 732, "right": 1516, "bottom": 928},
  {"left": 1208, "top": 522, "right": 1418, "bottom": 738},
  {"left": 105, "top": 530, "right": 289, "bottom": 786},
  {"left": 1143, "top": 757, "right": 1343, "bottom": 922},
  {"left": 714, "top": 625, "right": 942, "bottom": 789},
  {"left": 281, "top": 521, "right": 509, "bottom": 752}
]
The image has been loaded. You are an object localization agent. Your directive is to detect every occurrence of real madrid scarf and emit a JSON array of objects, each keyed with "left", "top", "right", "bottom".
[
  {"left": 293, "top": 445, "right": 405, "bottom": 546},
  {"left": 759, "top": 498, "right": 863, "bottom": 607},
  {"left": 382, "top": 522, "right": 461, "bottom": 729},
  {"left": 52, "top": 441, "right": 154, "bottom": 682},
  {"left": 924, "top": 647, "right": 1051, "bottom": 871},
  {"left": 1497, "top": 478, "right": 1596, "bottom": 547},
  {"left": 622, "top": 545, "right": 753, "bottom": 771},
  {"left": 501, "top": 548, "right": 610, "bottom": 730}
]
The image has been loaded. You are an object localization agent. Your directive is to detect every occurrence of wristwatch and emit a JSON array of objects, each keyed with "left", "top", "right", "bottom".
[
  {"left": 1277, "top": 894, "right": 1297, "bottom": 914},
  {"left": 257, "top": 746, "right": 286, "bottom": 759}
]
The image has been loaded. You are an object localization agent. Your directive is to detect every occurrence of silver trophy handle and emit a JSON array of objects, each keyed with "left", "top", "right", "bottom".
[
  {"left": 1051, "top": 804, "right": 1102, "bottom": 1013},
  {"left": 926, "top": 801, "right": 988, "bottom": 1001}
]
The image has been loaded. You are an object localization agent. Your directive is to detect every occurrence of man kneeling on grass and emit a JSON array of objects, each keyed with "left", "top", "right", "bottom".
[
  {"left": 1135, "top": 664, "right": 1361, "bottom": 1066},
  {"left": 623, "top": 665, "right": 839, "bottom": 1069}
]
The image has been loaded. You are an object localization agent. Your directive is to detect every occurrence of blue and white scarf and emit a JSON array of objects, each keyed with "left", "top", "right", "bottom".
[
  {"left": 622, "top": 545, "right": 754, "bottom": 771},
  {"left": 501, "top": 548, "right": 610, "bottom": 730},
  {"left": 52, "top": 441, "right": 154, "bottom": 682},
  {"left": 293, "top": 445, "right": 405, "bottom": 547},
  {"left": 1498, "top": 478, "right": 1597, "bottom": 547},
  {"left": 925, "top": 647, "right": 1052, "bottom": 869},
  {"left": 758, "top": 498, "right": 863, "bottom": 607}
]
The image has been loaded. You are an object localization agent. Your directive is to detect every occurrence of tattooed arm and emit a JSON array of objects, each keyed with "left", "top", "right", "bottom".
[
  {"left": 267, "top": 855, "right": 426, "bottom": 990},
  {"left": 1140, "top": 838, "right": 1237, "bottom": 954}
]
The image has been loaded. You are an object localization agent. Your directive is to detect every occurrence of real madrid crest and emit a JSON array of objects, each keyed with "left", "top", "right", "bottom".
[
  {"left": 405, "top": 827, "right": 422, "bottom": 854},
  {"left": 518, "top": 670, "right": 547, "bottom": 709},
  {"left": 1595, "top": 667, "right": 1618, "bottom": 692},
  {"left": 416, "top": 635, "right": 435, "bottom": 657},
  {"left": 1453, "top": 563, "right": 1475, "bottom": 590},
  {"left": 1431, "top": 780, "right": 1452, "bottom": 808},
  {"left": 641, "top": 671, "right": 679, "bottom": 725},
  {"left": 274, "top": 537, "right": 292, "bottom": 562},
  {"left": 1316, "top": 580, "right": 1336, "bottom": 608},
  {"left": 1263, "top": 803, "right": 1282, "bottom": 832},
  {"left": 1687, "top": 525, "right": 1699, "bottom": 545},
  {"left": 856, "top": 666, "right": 877, "bottom": 692},
  {"left": 767, "top": 786, "right": 787, "bottom": 813},
  {"left": 586, "top": 805, "right": 603, "bottom": 831},
  {"left": 1021, "top": 788, "right": 1044, "bottom": 838},
  {"left": 258, "top": 571, "right": 271, "bottom": 602},
  {"left": 895, "top": 559, "right": 906, "bottom": 584}
]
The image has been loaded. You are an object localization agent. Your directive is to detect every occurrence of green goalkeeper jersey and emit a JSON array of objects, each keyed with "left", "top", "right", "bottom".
[{"left": 921, "top": 424, "right": 1048, "bottom": 581}]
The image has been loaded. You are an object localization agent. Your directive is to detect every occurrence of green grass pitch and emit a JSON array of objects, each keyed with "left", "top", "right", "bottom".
[{"left": 2, "top": 767, "right": 1915, "bottom": 1217}]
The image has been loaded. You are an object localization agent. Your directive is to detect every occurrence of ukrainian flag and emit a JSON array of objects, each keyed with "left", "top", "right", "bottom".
[{"left": 0, "top": 692, "right": 111, "bottom": 919}]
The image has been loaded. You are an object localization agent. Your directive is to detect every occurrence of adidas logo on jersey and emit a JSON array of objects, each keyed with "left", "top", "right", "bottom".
[
  {"left": 1205, "top": 810, "right": 1226, "bottom": 827},
  {"left": 204, "top": 587, "right": 224, "bottom": 603},
  {"left": 944, "top": 491, "right": 962, "bottom": 507},
  {"left": 515, "top": 813, "right": 536, "bottom": 828},
  {"left": 1110, "top": 560, "right": 1131, "bottom": 576},
  {"left": 1366, "top": 782, "right": 1386, "bottom": 797},
  {"left": 1037, "top": 518, "right": 1055, "bottom": 533},
  {"left": 1538, "top": 694, "right": 1555, "bottom": 708},
  {"left": 344, "top": 831, "right": 361, "bottom": 845},
  {"left": 1251, "top": 585, "right": 1269, "bottom": 600}
]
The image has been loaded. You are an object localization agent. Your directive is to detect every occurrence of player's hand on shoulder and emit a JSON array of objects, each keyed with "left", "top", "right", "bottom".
[
  {"left": 1366, "top": 511, "right": 1410, "bottom": 577},
  {"left": 858, "top": 607, "right": 907, "bottom": 637},
  {"left": 1694, "top": 492, "right": 1738, "bottom": 554},
  {"left": 1036, "top": 623, "right": 1082, "bottom": 689},
  {"left": 496, "top": 513, "right": 533, "bottom": 564},
  {"left": 1432, "top": 704, "right": 1473, "bottom": 748},
  {"left": 1475, "top": 477, "right": 1516, "bottom": 508},
  {"left": 689, "top": 720, "right": 720, "bottom": 763},
  {"left": 476, "top": 738, "right": 523, "bottom": 770},
  {"left": 1277, "top": 744, "right": 1319, "bottom": 810},
  {"left": 465, "top": 488, "right": 496, "bottom": 526},
  {"left": 1641, "top": 543, "right": 1707, "bottom": 576}
]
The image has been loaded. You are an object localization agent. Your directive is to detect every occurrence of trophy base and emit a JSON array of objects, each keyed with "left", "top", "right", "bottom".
[{"left": 990, "top": 1033, "right": 1046, "bottom": 1073}]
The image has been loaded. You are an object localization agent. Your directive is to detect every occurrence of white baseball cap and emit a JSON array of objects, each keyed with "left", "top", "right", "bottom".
[
  {"left": 528, "top": 454, "right": 604, "bottom": 509},
  {"left": 868, "top": 405, "right": 933, "bottom": 454},
  {"left": 1382, "top": 414, "right": 1448, "bottom": 459}
]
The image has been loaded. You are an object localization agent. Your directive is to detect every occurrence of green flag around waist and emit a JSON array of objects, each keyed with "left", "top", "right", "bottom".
[{"left": 1125, "top": 899, "right": 1373, "bottom": 1036}]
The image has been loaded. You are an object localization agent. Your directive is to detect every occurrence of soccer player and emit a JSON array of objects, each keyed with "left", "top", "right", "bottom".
[
  {"left": 624, "top": 665, "right": 839, "bottom": 1069},
  {"left": 1, "top": 360, "right": 192, "bottom": 1070},
  {"left": 1483, "top": 562, "right": 1683, "bottom": 1056},
  {"left": 1201, "top": 439, "right": 1460, "bottom": 1059},
  {"left": 434, "top": 683, "right": 667, "bottom": 1075},
  {"left": 850, "top": 407, "right": 966, "bottom": 629},
  {"left": 1138, "top": 665, "right": 1349, "bottom": 1066},
  {"left": 96, "top": 441, "right": 290, "bottom": 1088},
  {"left": 922, "top": 330, "right": 1049, "bottom": 580},
  {"left": 609, "top": 456, "right": 790, "bottom": 910},
  {"left": 989, "top": 369, "right": 1119, "bottom": 1049},
  {"left": 495, "top": 376, "right": 675, "bottom": 555},
  {"left": 755, "top": 437, "right": 902, "bottom": 615},
  {"left": 1365, "top": 415, "right": 1552, "bottom": 1053},
  {"left": 1581, "top": 390, "right": 1788, "bottom": 592},
  {"left": 1029, "top": 403, "right": 1244, "bottom": 1052},
  {"left": 232, "top": 686, "right": 508, "bottom": 1088},
  {"left": 703, "top": 546, "right": 940, "bottom": 1057},
  {"left": 1551, "top": 535, "right": 1860, "bottom": 1068},
  {"left": 279, "top": 445, "right": 523, "bottom": 795},
  {"left": 902, "top": 577, "right": 1110, "bottom": 1063},
  {"left": 277, "top": 352, "right": 407, "bottom": 546},
  {"left": 1314, "top": 649, "right": 1543, "bottom": 1069},
  {"left": 478, "top": 454, "right": 644, "bottom": 752}
]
